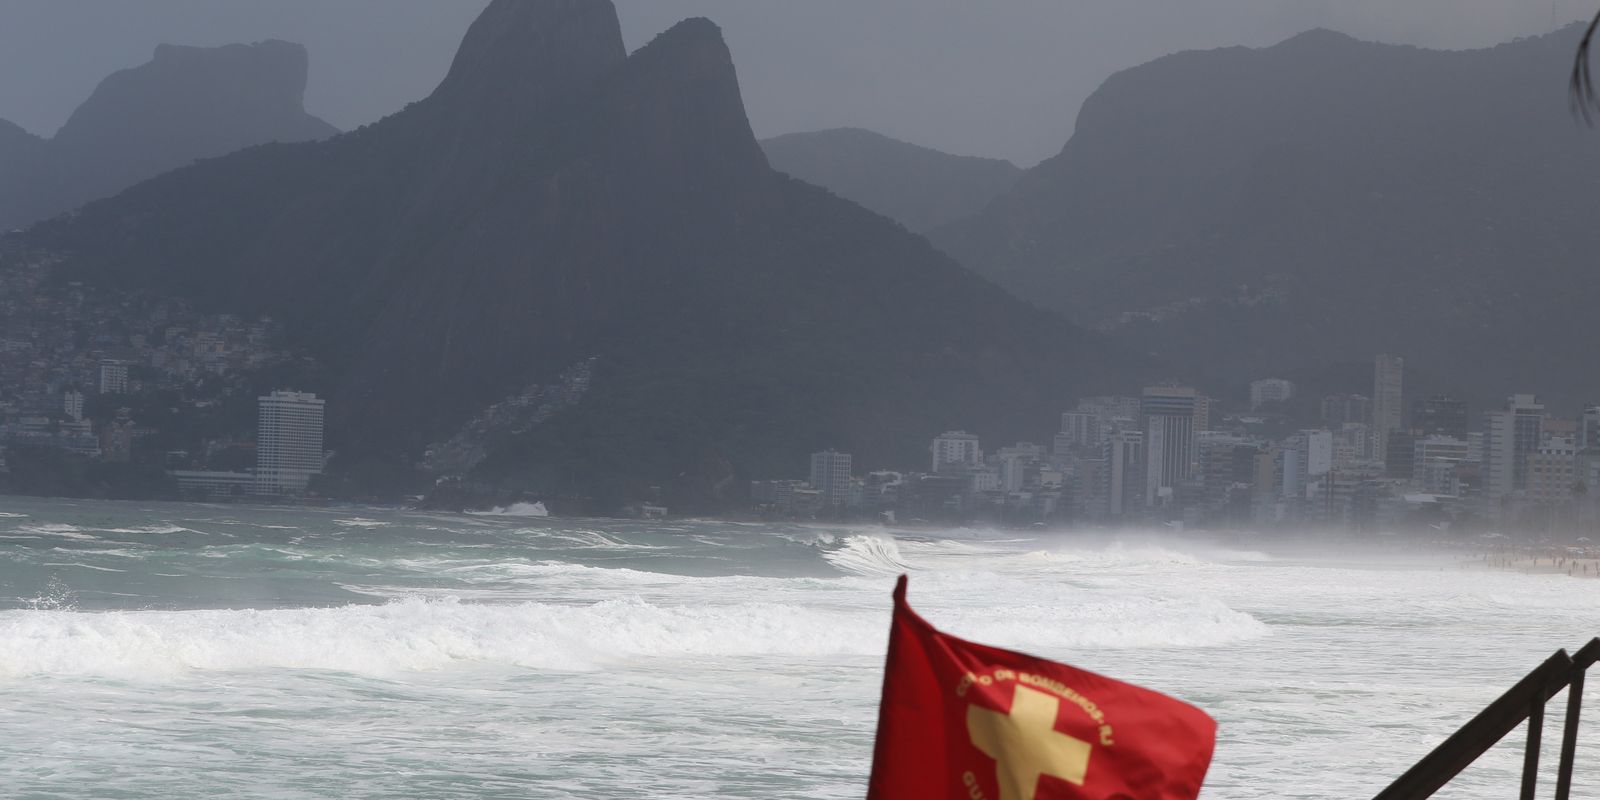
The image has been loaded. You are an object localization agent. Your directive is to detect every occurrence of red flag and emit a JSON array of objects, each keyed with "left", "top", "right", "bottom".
[{"left": 867, "top": 575, "right": 1216, "bottom": 800}]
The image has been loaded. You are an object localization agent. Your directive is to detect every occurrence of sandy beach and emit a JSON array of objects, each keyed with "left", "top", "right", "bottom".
[{"left": 1451, "top": 547, "right": 1600, "bottom": 580}]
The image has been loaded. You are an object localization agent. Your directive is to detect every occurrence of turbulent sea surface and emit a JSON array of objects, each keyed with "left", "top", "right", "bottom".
[{"left": 0, "top": 498, "right": 1595, "bottom": 799}]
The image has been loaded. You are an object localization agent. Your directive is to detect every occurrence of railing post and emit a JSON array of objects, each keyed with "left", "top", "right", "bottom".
[
  {"left": 1555, "top": 669, "right": 1585, "bottom": 800},
  {"left": 1522, "top": 691, "right": 1545, "bottom": 800},
  {"left": 1556, "top": 639, "right": 1599, "bottom": 800}
]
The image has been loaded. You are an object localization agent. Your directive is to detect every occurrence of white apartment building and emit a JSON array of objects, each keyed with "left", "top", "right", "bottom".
[
  {"left": 1412, "top": 435, "right": 1471, "bottom": 495},
  {"left": 98, "top": 362, "right": 129, "bottom": 395},
  {"left": 1485, "top": 394, "right": 1544, "bottom": 501},
  {"left": 63, "top": 390, "right": 84, "bottom": 422},
  {"left": 931, "top": 431, "right": 981, "bottom": 473},
  {"left": 1249, "top": 378, "right": 1294, "bottom": 411},
  {"left": 1527, "top": 437, "right": 1578, "bottom": 505},
  {"left": 254, "top": 390, "right": 325, "bottom": 496},
  {"left": 809, "top": 450, "right": 853, "bottom": 508}
]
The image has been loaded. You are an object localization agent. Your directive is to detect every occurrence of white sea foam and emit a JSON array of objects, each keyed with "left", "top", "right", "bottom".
[
  {"left": 334, "top": 518, "right": 391, "bottom": 528},
  {"left": 40, "top": 562, "right": 127, "bottom": 573},
  {"left": 0, "top": 512, "right": 29, "bottom": 518},
  {"left": 17, "top": 524, "right": 98, "bottom": 540},
  {"left": 93, "top": 525, "right": 191, "bottom": 535},
  {"left": 467, "top": 502, "right": 549, "bottom": 518}
]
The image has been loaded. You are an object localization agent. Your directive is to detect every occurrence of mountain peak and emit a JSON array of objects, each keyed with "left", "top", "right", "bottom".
[
  {"left": 432, "top": 0, "right": 626, "bottom": 110},
  {"left": 593, "top": 15, "right": 767, "bottom": 185},
  {"left": 1274, "top": 28, "right": 1363, "bottom": 49},
  {"left": 54, "top": 39, "right": 333, "bottom": 150},
  {"left": 0, "top": 39, "right": 336, "bottom": 231},
  {"left": 626, "top": 17, "right": 740, "bottom": 86}
]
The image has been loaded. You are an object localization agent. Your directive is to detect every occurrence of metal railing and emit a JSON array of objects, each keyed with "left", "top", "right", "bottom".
[{"left": 1374, "top": 637, "right": 1599, "bottom": 800}]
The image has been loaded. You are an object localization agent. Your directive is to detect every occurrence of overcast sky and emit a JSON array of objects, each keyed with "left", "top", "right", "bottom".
[{"left": 1, "top": 0, "right": 1592, "bottom": 165}]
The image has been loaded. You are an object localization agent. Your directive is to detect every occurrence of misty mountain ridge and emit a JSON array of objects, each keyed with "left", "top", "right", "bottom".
[
  {"left": 931, "top": 22, "right": 1600, "bottom": 407},
  {"left": 22, "top": 0, "right": 1138, "bottom": 509},
  {"left": 0, "top": 39, "right": 337, "bottom": 232},
  {"left": 760, "top": 127, "right": 1021, "bottom": 232}
]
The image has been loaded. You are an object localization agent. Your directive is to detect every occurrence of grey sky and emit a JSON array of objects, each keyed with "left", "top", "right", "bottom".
[{"left": 1, "top": 0, "right": 1592, "bottom": 165}]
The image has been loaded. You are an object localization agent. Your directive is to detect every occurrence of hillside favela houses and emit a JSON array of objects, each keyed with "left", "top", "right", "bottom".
[{"left": 750, "top": 354, "right": 1600, "bottom": 540}]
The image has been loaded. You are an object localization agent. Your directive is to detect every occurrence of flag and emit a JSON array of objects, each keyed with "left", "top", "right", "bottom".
[{"left": 867, "top": 575, "right": 1216, "bottom": 800}]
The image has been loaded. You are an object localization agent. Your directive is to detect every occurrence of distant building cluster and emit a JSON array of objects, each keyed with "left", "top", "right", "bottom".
[
  {"left": 0, "top": 245, "right": 292, "bottom": 475},
  {"left": 751, "top": 354, "right": 1600, "bottom": 539}
]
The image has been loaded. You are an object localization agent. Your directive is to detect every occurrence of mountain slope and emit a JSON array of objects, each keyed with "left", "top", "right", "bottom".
[
  {"left": 0, "top": 40, "right": 337, "bottom": 231},
  {"left": 760, "top": 127, "right": 1021, "bottom": 232},
  {"left": 27, "top": 0, "right": 1137, "bottom": 509},
  {"left": 932, "top": 26, "right": 1600, "bottom": 405},
  {"left": 0, "top": 118, "right": 43, "bottom": 165}
]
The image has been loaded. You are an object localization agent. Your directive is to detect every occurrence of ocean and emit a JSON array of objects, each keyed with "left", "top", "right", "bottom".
[{"left": 0, "top": 497, "right": 1594, "bottom": 799}]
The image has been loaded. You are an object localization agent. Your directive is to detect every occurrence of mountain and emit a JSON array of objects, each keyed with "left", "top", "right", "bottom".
[
  {"left": 932, "top": 25, "right": 1600, "bottom": 407},
  {"left": 0, "top": 119, "right": 44, "bottom": 197},
  {"left": 24, "top": 0, "right": 1137, "bottom": 510},
  {"left": 0, "top": 40, "right": 337, "bottom": 231},
  {"left": 760, "top": 128, "right": 1021, "bottom": 232},
  {"left": 0, "top": 118, "right": 44, "bottom": 164}
]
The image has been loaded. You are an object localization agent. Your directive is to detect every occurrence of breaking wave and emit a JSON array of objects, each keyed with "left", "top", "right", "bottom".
[
  {"left": 467, "top": 502, "right": 549, "bottom": 518},
  {"left": 822, "top": 535, "right": 911, "bottom": 576},
  {"left": 0, "top": 586, "right": 1268, "bottom": 680}
]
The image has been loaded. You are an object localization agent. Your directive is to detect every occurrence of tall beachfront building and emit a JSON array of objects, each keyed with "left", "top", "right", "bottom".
[
  {"left": 255, "top": 390, "right": 325, "bottom": 496},
  {"left": 809, "top": 450, "right": 852, "bottom": 508},
  {"left": 1141, "top": 385, "right": 1197, "bottom": 506},
  {"left": 1484, "top": 394, "right": 1544, "bottom": 502},
  {"left": 1580, "top": 406, "right": 1600, "bottom": 453},
  {"left": 1371, "top": 354, "right": 1404, "bottom": 463},
  {"left": 930, "top": 431, "right": 981, "bottom": 473},
  {"left": 1104, "top": 429, "right": 1145, "bottom": 518}
]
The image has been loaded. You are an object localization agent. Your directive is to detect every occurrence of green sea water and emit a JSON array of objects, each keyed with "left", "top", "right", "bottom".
[{"left": 0, "top": 497, "right": 1595, "bottom": 798}]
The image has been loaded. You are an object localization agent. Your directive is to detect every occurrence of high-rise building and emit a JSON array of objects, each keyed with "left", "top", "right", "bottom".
[
  {"left": 1412, "top": 436, "right": 1471, "bottom": 493},
  {"left": 1579, "top": 406, "right": 1600, "bottom": 453},
  {"left": 1104, "top": 430, "right": 1144, "bottom": 518},
  {"left": 1527, "top": 437, "right": 1578, "bottom": 506},
  {"left": 1058, "top": 412, "right": 1102, "bottom": 452},
  {"left": 995, "top": 443, "right": 1045, "bottom": 493},
  {"left": 1322, "top": 394, "right": 1372, "bottom": 428},
  {"left": 1249, "top": 379, "right": 1295, "bottom": 411},
  {"left": 1371, "top": 354, "right": 1404, "bottom": 463},
  {"left": 254, "top": 390, "right": 325, "bottom": 496},
  {"left": 62, "top": 390, "right": 84, "bottom": 422},
  {"left": 1281, "top": 429, "right": 1333, "bottom": 499},
  {"left": 809, "top": 450, "right": 853, "bottom": 508},
  {"left": 1198, "top": 433, "right": 1258, "bottom": 518},
  {"left": 1384, "top": 430, "right": 1417, "bottom": 480},
  {"left": 1484, "top": 394, "right": 1544, "bottom": 501},
  {"left": 98, "top": 361, "right": 129, "bottom": 395},
  {"left": 1077, "top": 396, "right": 1142, "bottom": 423},
  {"left": 1412, "top": 396, "right": 1469, "bottom": 440},
  {"left": 1333, "top": 422, "right": 1373, "bottom": 466},
  {"left": 930, "top": 431, "right": 981, "bottom": 473},
  {"left": 1142, "top": 386, "right": 1197, "bottom": 506},
  {"left": 1193, "top": 394, "right": 1215, "bottom": 434}
]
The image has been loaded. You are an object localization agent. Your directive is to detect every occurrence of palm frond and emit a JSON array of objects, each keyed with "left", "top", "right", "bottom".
[{"left": 1572, "top": 9, "right": 1600, "bottom": 125}]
